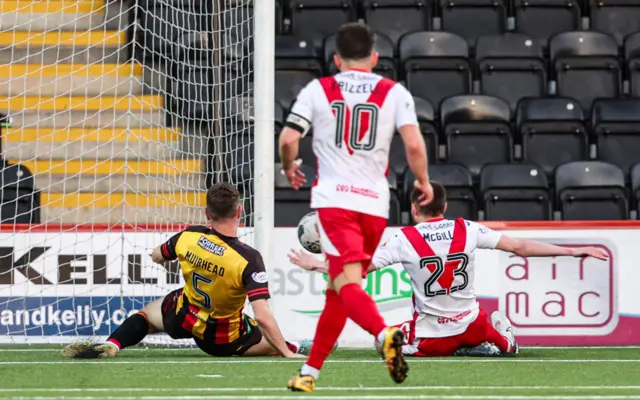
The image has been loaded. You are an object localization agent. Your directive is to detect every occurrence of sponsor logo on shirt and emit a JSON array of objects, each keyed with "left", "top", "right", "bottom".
[
  {"left": 437, "top": 309, "right": 472, "bottom": 324},
  {"left": 197, "top": 236, "right": 226, "bottom": 256},
  {"left": 252, "top": 272, "right": 268, "bottom": 284}
]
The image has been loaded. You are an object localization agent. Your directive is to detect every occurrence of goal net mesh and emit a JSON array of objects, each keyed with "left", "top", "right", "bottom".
[{"left": 0, "top": 0, "right": 255, "bottom": 346}]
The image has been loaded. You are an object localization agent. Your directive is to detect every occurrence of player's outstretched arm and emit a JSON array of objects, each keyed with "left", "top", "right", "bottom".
[
  {"left": 288, "top": 249, "right": 378, "bottom": 274},
  {"left": 495, "top": 235, "right": 609, "bottom": 260},
  {"left": 251, "top": 299, "right": 305, "bottom": 358}
]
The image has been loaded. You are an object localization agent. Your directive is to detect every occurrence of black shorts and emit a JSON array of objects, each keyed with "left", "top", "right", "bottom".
[{"left": 160, "top": 289, "right": 263, "bottom": 357}]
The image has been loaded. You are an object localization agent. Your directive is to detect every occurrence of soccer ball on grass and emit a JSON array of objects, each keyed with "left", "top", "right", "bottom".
[{"left": 297, "top": 211, "right": 322, "bottom": 254}]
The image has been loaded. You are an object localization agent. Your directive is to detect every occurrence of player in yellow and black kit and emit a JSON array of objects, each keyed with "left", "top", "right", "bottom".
[{"left": 62, "top": 183, "right": 310, "bottom": 359}]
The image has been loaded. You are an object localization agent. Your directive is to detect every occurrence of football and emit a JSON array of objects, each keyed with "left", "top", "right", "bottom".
[{"left": 297, "top": 211, "right": 322, "bottom": 254}]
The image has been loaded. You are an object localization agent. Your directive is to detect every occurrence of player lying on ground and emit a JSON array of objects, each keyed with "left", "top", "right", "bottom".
[
  {"left": 62, "top": 183, "right": 309, "bottom": 359},
  {"left": 289, "top": 182, "right": 609, "bottom": 357},
  {"left": 279, "top": 22, "right": 433, "bottom": 391}
]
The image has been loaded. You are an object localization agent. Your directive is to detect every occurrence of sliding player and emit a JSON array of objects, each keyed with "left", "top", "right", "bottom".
[
  {"left": 289, "top": 182, "right": 609, "bottom": 357},
  {"left": 279, "top": 22, "right": 433, "bottom": 391},
  {"left": 62, "top": 183, "right": 307, "bottom": 359}
]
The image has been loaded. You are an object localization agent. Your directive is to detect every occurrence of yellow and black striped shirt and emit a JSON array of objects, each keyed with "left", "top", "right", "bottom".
[{"left": 160, "top": 225, "right": 269, "bottom": 343}]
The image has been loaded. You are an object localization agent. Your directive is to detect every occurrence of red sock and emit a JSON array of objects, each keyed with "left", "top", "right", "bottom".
[
  {"left": 306, "top": 289, "right": 347, "bottom": 370},
  {"left": 339, "top": 283, "right": 386, "bottom": 337}
]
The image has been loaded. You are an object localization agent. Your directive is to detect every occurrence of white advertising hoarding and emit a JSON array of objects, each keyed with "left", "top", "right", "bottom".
[{"left": 0, "top": 223, "right": 638, "bottom": 346}]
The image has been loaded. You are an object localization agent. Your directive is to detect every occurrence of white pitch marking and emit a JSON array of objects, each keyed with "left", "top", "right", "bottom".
[
  {"left": 1, "top": 346, "right": 639, "bottom": 352},
  {"left": 1, "top": 359, "right": 639, "bottom": 365},
  {"left": 196, "top": 375, "right": 223, "bottom": 378},
  {"left": 4, "top": 395, "right": 640, "bottom": 400},
  {"left": 2, "top": 386, "right": 640, "bottom": 392}
]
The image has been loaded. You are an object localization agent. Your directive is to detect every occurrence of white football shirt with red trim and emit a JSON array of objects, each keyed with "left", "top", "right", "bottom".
[
  {"left": 289, "top": 69, "right": 418, "bottom": 218},
  {"left": 372, "top": 218, "right": 503, "bottom": 338}
]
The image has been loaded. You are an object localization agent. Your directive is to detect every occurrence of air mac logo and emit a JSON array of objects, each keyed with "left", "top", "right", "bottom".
[{"left": 0, "top": 246, "right": 181, "bottom": 285}]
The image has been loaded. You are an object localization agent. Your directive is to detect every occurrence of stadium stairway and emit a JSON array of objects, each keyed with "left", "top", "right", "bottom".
[{"left": 0, "top": 0, "right": 207, "bottom": 225}]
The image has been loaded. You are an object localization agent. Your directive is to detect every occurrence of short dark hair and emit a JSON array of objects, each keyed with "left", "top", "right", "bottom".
[
  {"left": 410, "top": 181, "right": 446, "bottom": 218},
  {"left": 335, "top": 23, "right": 375, "bottom": 61},
  {"left": 206, "top": 183, "right": 240, "bottom": 220}
]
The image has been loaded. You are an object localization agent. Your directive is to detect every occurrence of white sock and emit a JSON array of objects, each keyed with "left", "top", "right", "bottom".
[
  {"left": 376, "top": 328, "right": 387, "bottom": 344},
  {"left": 300, "top": 364, "right": 320, "bottom": 380}
]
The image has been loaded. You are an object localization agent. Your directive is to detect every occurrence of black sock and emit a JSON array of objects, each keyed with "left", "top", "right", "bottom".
[{"left": 106, "top": 313, "right": 149, "bottom": 350}]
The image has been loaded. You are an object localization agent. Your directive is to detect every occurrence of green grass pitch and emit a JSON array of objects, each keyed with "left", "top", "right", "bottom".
[{"left": 0, "top": 347, "right": 639, "bottom": 399}]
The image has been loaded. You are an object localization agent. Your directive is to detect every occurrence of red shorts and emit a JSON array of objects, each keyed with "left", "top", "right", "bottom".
[
  {"left": 396, "top": 309, "right": 510, "bottom": 357},
  {"left": 316, "top": 207, "right": 387, "bottom": 280}
]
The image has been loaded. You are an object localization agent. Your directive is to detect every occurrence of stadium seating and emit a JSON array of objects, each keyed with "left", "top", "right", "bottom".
[
  {"left": 441, "top": 95, "right": 512, "bottom": 176},
  {"left": 72, "top": 0, "right": 640, "bottom": 225},
  {"left": 549, "top": 31, "right": 622, "bottom": 112},
  {"left": 0, "top": 161, "right": 40, "bottom": 224},
  {"left": 363, "top": 0, "right": 432, "bottom": 46},
  {"left": 516, "top": 97, "right": 588, "bottom": 177},
  {"left": 400, "top": 32, "right": 471, "bottom": 110},
  {"left": 625, "top": 32, "right": 640, "bottom": 97},
  {"left": 555, "top": 161, "right": 628, "bottom": 220},
  {"left": 513, "top": 0, "right": 581, "bottom": 45},
  {"left": 289, "top": 0, "right": 357, "bottom": 51},
  {"left": 475, "top": 33, "right": 547, "bottom": 111},
  {"left": 439, "top": 0, "right": 507, "bottom": 47},
  {"left": 275, "top": 164, "right": 315, "bottom": 227},
  {"left": 481, "top": 163, "right": 551, "bottom": 221},
  {"left": 592, "top": 98, "right": 640, "bottom": 175},
  {"left": 589, "top": 0, "right": 640, "bottom": 47},
  {"left": 275, "top": 36, "right": 323, "bottom": 110}
]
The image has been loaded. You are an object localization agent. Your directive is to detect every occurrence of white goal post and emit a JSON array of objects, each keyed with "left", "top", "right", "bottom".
[{"left": 0, "top": 0, "right": 273, "bottom": 345}]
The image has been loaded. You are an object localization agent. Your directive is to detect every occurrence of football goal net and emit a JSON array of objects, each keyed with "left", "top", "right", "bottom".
[{"left": 0, "top": 0, "right": 273, "bottom": 345}]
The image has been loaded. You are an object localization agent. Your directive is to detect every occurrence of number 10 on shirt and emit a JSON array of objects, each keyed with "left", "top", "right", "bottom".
[{"left": 331, "top": 100, "right": 379, "bottom": 152}]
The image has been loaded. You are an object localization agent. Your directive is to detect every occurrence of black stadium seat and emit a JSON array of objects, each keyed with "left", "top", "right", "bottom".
[
  {"left": 439, "top": 0, "right": 507, "bottom": 47},
  {"left": 476, "top": 34, "right": 547, "bottom": 111},
  {"left": 387, "top": 169, "right": 402, "bottom": 226},
  {"left": 275, "top": 164, "right": 315, "bottom": 227},
  {"left": 592, "top": 98, "right": 640, "bottom": 174},
  {"left": 630, "top": 163, "right": 640, "bottom": 213},
  {"left": 275, "top": 36, "right": 323, "bottom": 111},
  {"left": 514, "top": 0, "right": 580, "bottom": 44},
  {"left": 549, "top": 31, "right": 622, "bottom": 112},
  {"left": 481, "top": 163, "right": 551, "bottom": 221},
  {"left": 400, "top": 32, "right": 471, "bottom": 110},
  {"left": 169, "top": 33, "right": 215, "bottom": 121},
  {"left": 0, "top": 161, "right": 40, "bottom": 224},
  {"left": 388, "top": 97, "right": 437, "bottom": 181},
  {"left": 625, "top": 32, "right": 640, "bottom": 98},
  {"left": 363, "top": 0, "right": 432, "bottom": 46},
  {"left": 441, "top": 95, "right": 512, "bottom": 175},
  {"left": 325, "top": 33, "right": 396, "bottom": 79},
  {"left": 555, "top": 161, "right": 628, "bottom": 220},
  {"left": 290, "top": 0, "right": 356, "bottom": 51},
  {"left": 516, "top": 97, "right": 588, "bottom": 176},
  {"left": 423, "top": 164, "right": 477, "bottom": 220},
  {"left": 590, "top": 0, "right": 640, "bottom": 47}
]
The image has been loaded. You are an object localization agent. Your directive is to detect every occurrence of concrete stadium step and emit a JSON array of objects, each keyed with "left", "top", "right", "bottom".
[
  {"left": 4, "top": 127, "right": 182, "bottom": 143},
  {"left": 0, "top": 11, "right": 105, "bottom": 32},
  {"left": 3, "top": 140, "right": 185, "bottom": 160},
  {"left": 0, "top": 95, "right": 162, "bottom": 111},
  {"left": 35, "top": 173, "right": 206, "bottom": 193},
  {"left": 0, "top": 31, "right": 125, "bottom": 47},
  {"left": 0, "top": 45, "right": 127, "bottom": 64},
  {"left": 0, "top": 64, "right": 144, "bottom": 96},
  {"left": 42, "top": 191, "right": 207, "bottom": 208},
  {"left": 8, "top": 110, "right": 166, "bottom": 128},
  {"left": 12, "top": 158, "right": 203, "bottom": 176},
  {"left": 42, "top": 205, "right": 208, "bottom": 225},
  {"left": 1, "top": 0, "right": 105, "bottom": 14}
]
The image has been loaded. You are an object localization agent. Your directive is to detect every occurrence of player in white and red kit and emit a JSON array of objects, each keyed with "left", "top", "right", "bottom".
[
  {"left": 278, "top": 23, "right": 433, "bottom": 392},
  {"left": 289, "top": 182, "right": 609, "bottom": 357}
]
